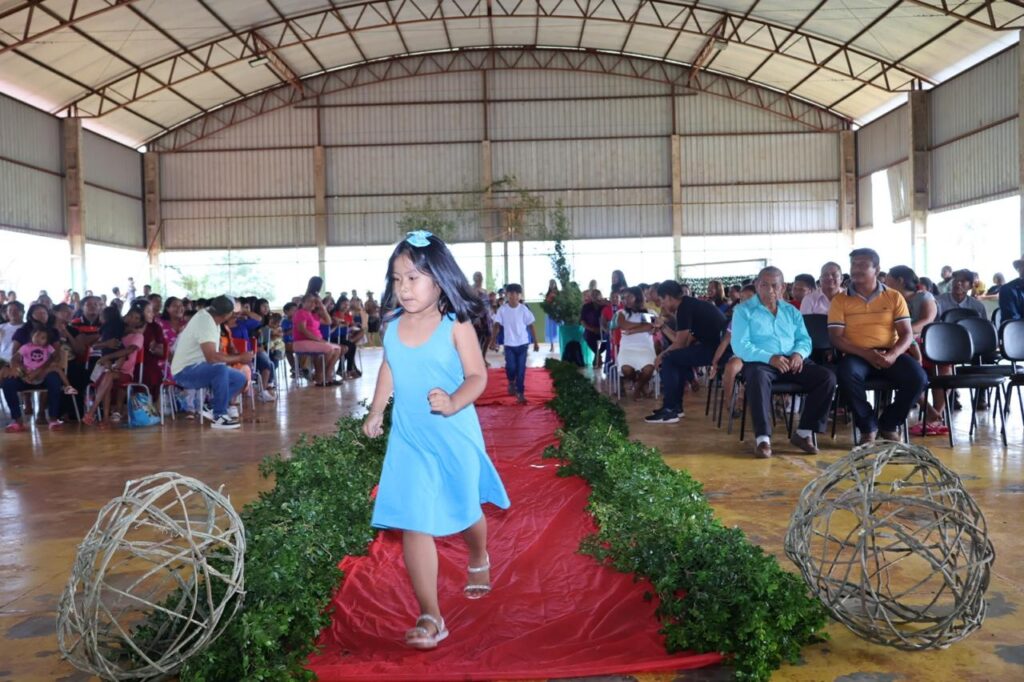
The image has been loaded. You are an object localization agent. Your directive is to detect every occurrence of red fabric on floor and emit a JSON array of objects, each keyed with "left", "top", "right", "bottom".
[{"left": 306, "top": 368, "right": 723, "bottom": 681}]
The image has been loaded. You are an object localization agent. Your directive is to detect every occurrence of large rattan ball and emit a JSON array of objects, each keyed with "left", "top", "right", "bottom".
[
  {"left": 57, "top": 472, "right": 245, "bottom": 680},
  {"left": 785, "top": 440, "right": 994, "bottom": 650}
]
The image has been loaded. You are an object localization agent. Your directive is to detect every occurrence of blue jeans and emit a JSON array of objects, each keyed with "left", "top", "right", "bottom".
[
  {"left": 504, "top": 344, "right": 528, "bottom": 394},
  {"left": 255, "top": 350, "right": 274, "bottom": 386},
  {"left": 659, "top": 342, "right": 716, "bottom": 413},
  {"left": 2, "top": 373, "right": 63, "bottom": 420},
  {"left": 173, "top": 363, "right": 246, "bottom": 418},
  {"left": 836, "top": 353, "right": 928, "bottom": 433}
]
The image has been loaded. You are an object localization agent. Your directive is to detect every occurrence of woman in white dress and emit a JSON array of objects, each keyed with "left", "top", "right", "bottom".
[{"left": 615, "top": 286, "right": 657, "bottom": 400}]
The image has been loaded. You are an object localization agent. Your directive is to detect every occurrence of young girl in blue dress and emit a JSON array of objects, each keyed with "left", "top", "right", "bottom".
[{"left": 362, "top": 230, "right": 511, "bottom": 650}]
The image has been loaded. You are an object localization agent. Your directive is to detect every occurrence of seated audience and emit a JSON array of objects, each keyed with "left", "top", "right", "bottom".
[
  {"left": 169, "top": 296, "right": 251, "bottom": 430},
  {"left": 710, "top": 285, "right": 756, "bottom": 417},
  {"left": 731, "top": 267, "right": 837, "bottom": 458},
  {"left": 292, "top": 293, "right": 342, "bottom": 386},
  {"left": 1000, "top": 256, "right": 1024, "bottom": 321},
  {"left": 800, "top": 262, "right": 843, "bottom": 314},
  {"left": 790, "top": 274, "right": 817, "bottom": 309},
  {"left": 0, "top": 301, "right": 25, "bottom": 369},
  {"left": 3, "top": 307, "right": 65, "bottom": 432},
  {"left": 936, "top": 265, "right": 954, "bottom": 294},
  {"left": 614, "top": 287, "right": 656, "bottom": 400},
  {"left": 986, "top": 273, "right": 1005, "bottom": 296},
  {"left": 82, "top": 307, "right": 145, "bottom": 427},
  {"left": 645, "top": 280, "right": 726, "bottom": 424},
  {"left": 935, "top": 269, "right": 986, "bottom": 318},
  {"left": 828, "top": 248, "right": 927, "bottom": 443}
]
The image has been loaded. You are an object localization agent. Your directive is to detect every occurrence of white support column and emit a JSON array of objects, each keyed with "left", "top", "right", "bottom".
[
  {"left": 908, "top": 90, "right": 931, "bottom": 273},
  {"left": 671, "top": 133, "right": 683, "bottom": 278},
  {"left": 481, "top": 139, "right": 495, "bottom": 289},
  {"left": 313, "top": 145, "right": 328, "bottom": 282},
  {"left": 143, "top": 151, "right": 161, "bottom": 289},
  {"left": 62, "top": 118, "right": 87, "bottom": 292}
]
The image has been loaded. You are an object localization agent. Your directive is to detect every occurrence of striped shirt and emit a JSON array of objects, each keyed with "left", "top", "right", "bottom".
[{"left": 827, "top": 282, "right": 910, "bottom": 350}]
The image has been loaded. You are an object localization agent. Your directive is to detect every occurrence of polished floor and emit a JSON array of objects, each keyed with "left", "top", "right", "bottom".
[{"left": 1, "top": 348, "right": 1021, "bottom": 681}]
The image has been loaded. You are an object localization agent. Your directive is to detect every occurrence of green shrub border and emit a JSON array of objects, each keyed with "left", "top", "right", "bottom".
[
  {"left": 543, "top": 359, "right": 827, "bottom": 681},
  {"left": 174, "top": 362, "right": 825, "bottom": 681}
]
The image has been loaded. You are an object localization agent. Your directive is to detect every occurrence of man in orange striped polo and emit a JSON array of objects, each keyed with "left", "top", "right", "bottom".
[{"left": 828, "top": 248, "right": 928, "bottom": 444}]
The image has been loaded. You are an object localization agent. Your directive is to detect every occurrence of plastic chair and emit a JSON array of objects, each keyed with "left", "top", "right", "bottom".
[
  {"left": 921, "top": 322, "right": 1007, "bottom": 447},
  {"left": 999, "top": 320, "right": 1024, "bottom": 429},
  {"left": 940, "top": 307, "right": 981, "bottom": 323}
]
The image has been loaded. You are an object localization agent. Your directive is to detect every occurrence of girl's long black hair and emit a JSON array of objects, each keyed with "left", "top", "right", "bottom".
[
  {"left": 624, "top": 286, "right": 647, "bottom": 314},
  {"left": 382, "top": 234, "right": 487, "bottom": 323}
]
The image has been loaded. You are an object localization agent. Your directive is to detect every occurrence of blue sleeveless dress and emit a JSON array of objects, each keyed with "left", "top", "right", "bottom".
[{"left": 371, "top": 313, "right": 511, "bottom": 536}]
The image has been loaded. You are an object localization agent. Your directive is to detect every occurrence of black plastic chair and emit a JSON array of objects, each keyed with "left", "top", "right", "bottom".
[
  {"left": 992, "top": 306, "right": 1002, "bottom": 329},
  {"left": 1000, "top": 320, "right": 1024, "bottom": 428},
  {"left": 940, "top": 307, "right": 981, "bottom": 323},
  {"left": 957, "top": 317, "right": 1012, "bottom": 375},
  {"left": 921, "top": 322, "right": 1007, "bottom": 447}
]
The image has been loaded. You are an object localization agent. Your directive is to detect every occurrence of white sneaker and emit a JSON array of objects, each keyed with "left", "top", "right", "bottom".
[
  {"left": 258, "top": 389, "right": 275, "bottom": 402},
  {"left": 210, "top": 415, "right": 240, "bottom": 430},
  {"left": 228, "top": 406, "right": 240, "bottom": 419},
  {"left": 201, "top": 409, "right": 214, "bottom": 422}
]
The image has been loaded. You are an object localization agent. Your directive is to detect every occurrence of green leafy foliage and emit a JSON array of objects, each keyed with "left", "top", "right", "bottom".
[
  {"left": 543, "top": 360, "right": 827, "bottom": 681},
  {"left": 176, "top": 407, "right": 390, "bottom": 681},
  {"left": 537, "top": 202, "right": 583, "bottom": 324}
]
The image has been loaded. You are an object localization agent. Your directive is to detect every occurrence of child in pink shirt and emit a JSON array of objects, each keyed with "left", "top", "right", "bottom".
[{"left": 18, "top": 327, "right": 77, "bottom": 395}]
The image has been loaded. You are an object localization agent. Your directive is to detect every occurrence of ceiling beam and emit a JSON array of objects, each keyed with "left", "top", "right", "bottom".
[
  {"left": 686, "top": 16, "right": 726, "bottom": 87},
  {"left": 150, "top": 47, "right": 850, "bottom": 151},
  {"left": 64, "top": 0, "right": 929, "bottom": 122},
  {"left": 904, "top": 0, "right": 1024, "bottom": 30},
  {"left": 252, "top": 31, "right": 308, "bottom": 97},
  {"left": 0, "top": 0, "right": 136, "bottom": 56}
]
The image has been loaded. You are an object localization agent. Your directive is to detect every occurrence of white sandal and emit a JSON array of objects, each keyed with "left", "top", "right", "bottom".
[
  {"left": 406, "top": 613, "right": 448, "bottom": 650},
  {"left": 464, "top": 553, "right": 491, "bottom": 599}
]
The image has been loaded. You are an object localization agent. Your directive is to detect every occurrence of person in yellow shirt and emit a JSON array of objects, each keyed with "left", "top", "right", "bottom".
[{"left": 828, "top": 248, "right": 928, "bottom": 444}]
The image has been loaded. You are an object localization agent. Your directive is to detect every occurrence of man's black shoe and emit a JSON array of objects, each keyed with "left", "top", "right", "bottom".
[{"left": 644, "top": 409, "right": 680, "bottom": 424}]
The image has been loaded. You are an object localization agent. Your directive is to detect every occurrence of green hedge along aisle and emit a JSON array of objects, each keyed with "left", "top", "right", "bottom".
[{"left": 543, "top": 359, "right": 828, "bottom": 682}]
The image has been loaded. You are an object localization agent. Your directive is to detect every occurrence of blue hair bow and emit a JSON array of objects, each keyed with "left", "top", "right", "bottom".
[{"left": 405, "top": 230, "right": 433, "bottom": 247}]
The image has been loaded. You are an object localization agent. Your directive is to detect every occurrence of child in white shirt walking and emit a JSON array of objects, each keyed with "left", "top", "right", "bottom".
[{"left": 490, "top": 283, "right": 539, "bottom": 403}]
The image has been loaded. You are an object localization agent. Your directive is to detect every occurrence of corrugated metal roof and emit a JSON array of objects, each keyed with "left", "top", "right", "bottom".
[
  {"left": 0, "top": 0, "right": 1016, "bottom": 147},
  {"left": 0, "top": 158, "right": 64, "bottom": 235}
]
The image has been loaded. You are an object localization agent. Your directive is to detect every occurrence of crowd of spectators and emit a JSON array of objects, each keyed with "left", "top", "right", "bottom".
[{"left": 0, "top": 278, "right": 381, "bottom": 432}]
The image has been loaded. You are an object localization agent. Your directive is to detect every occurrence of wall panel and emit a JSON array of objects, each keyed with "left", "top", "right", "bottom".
[
  {"left": 0, "top": 93, "right": 61, "bottom": 172},
  {"left": 84, "top": 186, "right": 144, "bottom": 247},
  {"left": 162, "top": 198, "right": 316, "bottom": 249},
  {"left": 682, "top": 182, "right": 839, "bottom": 235},
  {"left": 930, "top": 48, "right": 1017, "bottom": 147},
  {"left": 83, "top": 131, "right": 142, "bottom": 197},
  {"left": 493, "top": 138, "right": 669, "bottom": 190},
  {"left": 327, "top": 144, "right": 480, "bottom": 196},
  {"left": 931, "top": 121, "right": 1017, "bottom": 210},
  {"left": 682, "top": 134, "right": 838, "bottom": 185},
  {"left": 857, "top": 106, "right": 908, "bottom": 175},
  {"left": 160, "top": 149, "right": 313, "bottom": 199},
  {"left": 0, "top": 158, "right": 64, "bottom": 235}
]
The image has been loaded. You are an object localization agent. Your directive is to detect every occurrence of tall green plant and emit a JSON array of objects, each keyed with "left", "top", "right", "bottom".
[{"left": 538, "top": 202, "right": 582, "bottom": 324}]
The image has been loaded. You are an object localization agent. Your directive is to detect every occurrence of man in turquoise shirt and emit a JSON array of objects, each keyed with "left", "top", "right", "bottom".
[{"left": 732, "top": 266, "right": 837, "bottom": 458}]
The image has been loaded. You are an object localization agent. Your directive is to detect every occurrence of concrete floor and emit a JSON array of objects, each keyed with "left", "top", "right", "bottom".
[{"left": 0, "top": 347, "right": 1021, "bottom": 681}]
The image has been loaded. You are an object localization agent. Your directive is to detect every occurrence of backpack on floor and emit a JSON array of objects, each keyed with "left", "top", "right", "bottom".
[
  {"left": 562, "top": 340, "right": 585, "bottom": 367},
  {"left": 127, "top": 392, "right": 161, "bottom": 428}
]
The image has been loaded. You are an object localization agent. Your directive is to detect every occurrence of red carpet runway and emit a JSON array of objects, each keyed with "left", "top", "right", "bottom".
[{"left": 306, "top": 368, "right": 722, "bottom": 680}]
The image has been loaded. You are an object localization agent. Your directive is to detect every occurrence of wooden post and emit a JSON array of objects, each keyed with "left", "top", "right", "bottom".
[
  {"left": 143, "top": 151, "right": 161, "bottom": 290},
  {"left": 839, "top": 130, "right": 857, "bottom": 237},
  {"left": 62, "top": 118, "right": 87, "bottom": 291},
  {"left": 313, "top": 145, "right": 328, "bottom": 282},
  {"left": 908, "top": 91, "right": 931, "bottom": 272},
  {"left": 671, "top": 133, "right": 683, "bottom": 279}
]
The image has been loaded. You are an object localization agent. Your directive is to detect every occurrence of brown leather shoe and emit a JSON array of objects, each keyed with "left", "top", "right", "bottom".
[
  {"left": 879, "top": 430, "right": 901, "bottom": 442},
  {"left": 857, "top": 431, "right": 877, "bottom": 446},
  {"left": 789, "top": 433, "right": 819, "bottom": 455},
  {"left": 754, "top": 441, "right": 773, "bottom": 459}
]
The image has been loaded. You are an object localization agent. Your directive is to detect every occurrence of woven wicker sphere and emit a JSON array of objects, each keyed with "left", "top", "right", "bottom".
[
  {"left": 57, "top": 472, "right": 245, "bottom": 680},
  {"left": 785, "top": 441, "right": 994, "bottom": 650}
]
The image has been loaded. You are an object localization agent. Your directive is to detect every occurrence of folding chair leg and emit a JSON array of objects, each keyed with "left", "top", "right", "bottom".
[
  {"left": 726, "top": 383, "right": 739, "bottom": 435},
  {"left": 739, "top": 393, "right": 748, "bottom": 442}
]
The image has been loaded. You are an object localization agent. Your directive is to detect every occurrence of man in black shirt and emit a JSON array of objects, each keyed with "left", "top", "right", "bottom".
[{"left": 645, "top": 280, "right": 726, "bottom": 423}]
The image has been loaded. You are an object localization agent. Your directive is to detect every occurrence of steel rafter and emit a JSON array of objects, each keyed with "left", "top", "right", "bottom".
[
  {"left": 904, "top": 0, "right": 1024, "bottom": 30},
  {"left": 252, "top": 31, "right": 308, "bottom": 97},
  {"left": 0, "top": 0, "right": 136, "bottom": 55},
  {"left": 66, "top": 0, "right": 931, "bottom": 120},
  {"left": 686, "top": 16, "right": 726, "bottom": 87},
  {"left": 150, "top": 47, "right": 850, "bottom": 152}
]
